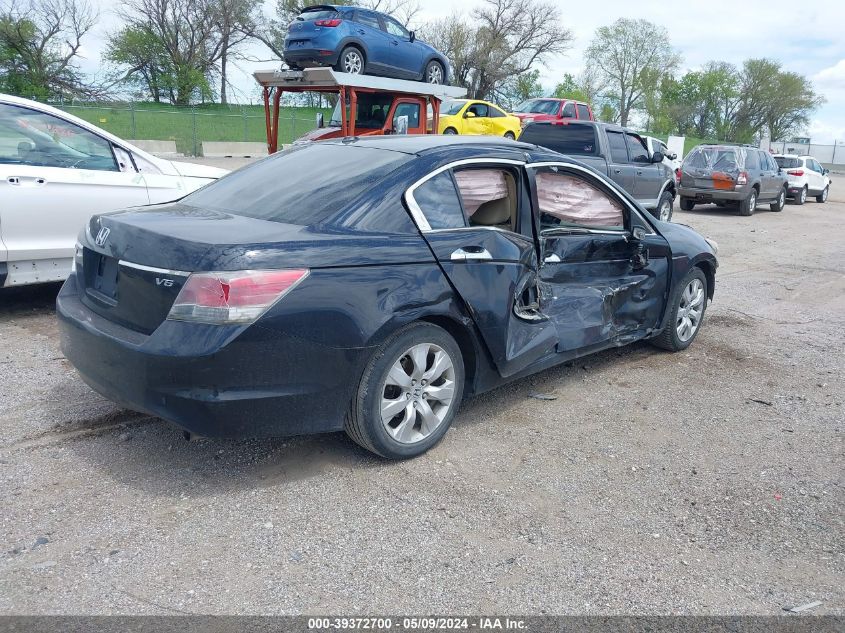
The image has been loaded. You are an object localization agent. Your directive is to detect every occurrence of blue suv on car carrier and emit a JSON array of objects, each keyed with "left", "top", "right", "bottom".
[{"left": 284, "top": 5, "right": 450, "bottom": 84}]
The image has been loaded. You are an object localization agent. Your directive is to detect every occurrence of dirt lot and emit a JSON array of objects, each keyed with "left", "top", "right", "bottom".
[{"left": 1, "top": 183, "right": 843, "bottom": 615}]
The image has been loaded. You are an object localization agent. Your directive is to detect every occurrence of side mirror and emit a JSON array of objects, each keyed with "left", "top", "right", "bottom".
[
  {"left": 650, "top": 151, "right": 665, "bottom": 164},
  {"left": 316, "top": 112, "right": 324, "bottom": 129},
  {"left": 409, "top": 30, "right": 416, "bottom": 43},
  {"left": 465, "top": 111, "right": 476, "bottom": 118},
  {"left": 631, "top": 226, "right": 648, "bottom": 241},
  {"left": 824, "top": 168, "right": 830, "bottom": 175},
  {"left": 668, "top": 152, "right": 678, "bottom": 160}
]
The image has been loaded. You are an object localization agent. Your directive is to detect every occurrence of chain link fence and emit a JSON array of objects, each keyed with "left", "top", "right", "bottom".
[{"left": 48, "top": 101, "right": 333, "bottom": 156}]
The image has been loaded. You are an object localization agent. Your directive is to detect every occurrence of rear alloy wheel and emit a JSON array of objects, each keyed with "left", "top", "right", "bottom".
[
  {"left": 795, "top": 186, "right": 807, "bottom": 205},
  {"left": 679, "top": 197, "right": 695, "bottom": 212},
  {"left": 443, "top": 127, "right": 458, "bottom": 135},
  {"left": 655, "top": 191, "right": 674, "bottom": 222},
  {"left": 816, "top": 186, "right": 829, "bottom": 203},
  {"left": 424, "top": 60, "right": 444, "bottom": 84},
  {"left": 770, "top": 187, "right": 785, "bottom": 212},
  {"left": 336, "top": 46, "right": 364, "bottom": 75},
  {"left": 738, "top": 188, "right": 757, "bottom": 216},
  {"left": 345, "top": 323, "right": 465, "bottom": 459},
  {"left": 652, "top": 268, "right": 708, "bottom": 352},
  {"left": 504, "top": 131, "right": 516, "bottom": 140}
]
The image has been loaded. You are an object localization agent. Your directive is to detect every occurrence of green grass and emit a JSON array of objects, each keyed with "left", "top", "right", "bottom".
[{"left": 56, "top": 102, "right": 333, "bottom": 155}]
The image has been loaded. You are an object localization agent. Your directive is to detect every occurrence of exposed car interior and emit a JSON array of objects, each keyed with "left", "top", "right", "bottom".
[
  {"left": 454, "top": 168, "right": 517, "bottom": 231},
  {"left": 535, "top": 171, "right": 624, "bottom": 230}
]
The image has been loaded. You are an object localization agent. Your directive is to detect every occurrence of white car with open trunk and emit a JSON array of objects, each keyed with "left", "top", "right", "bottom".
[{"left": 0, "top": 94, "right": 227, "bottom": 288}]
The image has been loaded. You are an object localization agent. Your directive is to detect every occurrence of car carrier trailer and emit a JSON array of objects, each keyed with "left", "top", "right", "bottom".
[{"left": 253, "top": 67, "right": 467, "bottom": 153}]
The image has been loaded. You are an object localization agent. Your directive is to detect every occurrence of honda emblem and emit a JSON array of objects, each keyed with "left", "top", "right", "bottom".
[{"left": 95, "top": 227, "right": 110, "bottom": 247}]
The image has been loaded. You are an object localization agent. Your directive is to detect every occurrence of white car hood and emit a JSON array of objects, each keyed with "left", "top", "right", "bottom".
[{"left": 168, "top": 160, "right": 228, "bottom": 179}]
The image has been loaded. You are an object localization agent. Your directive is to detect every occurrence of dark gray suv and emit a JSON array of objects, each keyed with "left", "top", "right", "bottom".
[{"left": 678, "top": 144, "right": 788, "bottom": 216}]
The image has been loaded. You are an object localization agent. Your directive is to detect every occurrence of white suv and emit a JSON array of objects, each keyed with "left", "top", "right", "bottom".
[
  {"left": 773, "top": 154, "right": 831, "bottom": 205},
  {"left": 1, "top": 94, "right": 228, "bottom": 288}
]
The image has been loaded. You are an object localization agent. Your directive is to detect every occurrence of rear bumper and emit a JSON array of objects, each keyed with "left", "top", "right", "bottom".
[
  {"left": 284, "top": 48, "right": 339, "bottom": 67},
  {"left": 678, "top": 187, "right": 747, "bottom": 201},
  {"left": 56, "top": 275, "right": 368, "bottom": 438}
]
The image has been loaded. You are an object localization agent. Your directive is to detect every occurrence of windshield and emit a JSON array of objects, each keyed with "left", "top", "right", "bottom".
[
  {"left": 329, "top": 93, "right": 394, "bottom": 129},
  {"left": 514, "top": 99, "right": 560, "bottom": 115},
  {"left": 442, "top": 100, "right": 467, "bottom": 116},
  {"left": 774, "top": 156, "right": 801, "bottom": 169},
  {"left": 182, "top": 144, "right": 411, "bottom": 226}
]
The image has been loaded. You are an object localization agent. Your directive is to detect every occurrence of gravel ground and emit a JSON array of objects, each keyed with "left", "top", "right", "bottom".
[{"left": 0, "top": 181, "right": 843, "bottom": 615}]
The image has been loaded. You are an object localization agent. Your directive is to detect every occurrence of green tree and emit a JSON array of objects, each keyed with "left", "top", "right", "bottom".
[
  {"left": 497, "top": 68, "right": 543, "bottom": 108},
  {"left": 0, "top": 0, "right": 98, "bottom": 98},
  {"left": 553, "top": 73, "right": 589, "bottom": 102},
  {"left": 105, "top": 26, "right": 175, "bottom": 102},
  {"left": 584, "top": 18, "right": 681, "bottom": 127}
]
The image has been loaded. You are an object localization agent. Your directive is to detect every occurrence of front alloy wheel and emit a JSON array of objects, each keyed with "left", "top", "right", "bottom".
[
  {"left": 652, "top": 268, "right": 708, "bottom": 352},
  {"left": 345, "top": 323, "right": 465, "bottom": 459}
]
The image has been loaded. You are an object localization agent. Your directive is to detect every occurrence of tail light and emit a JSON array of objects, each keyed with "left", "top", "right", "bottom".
[
  {"left": 675, "top": 168, "right": 681, "bottom": 185},
  {"left": 787, "top": 169, "right": 804, "bottom": 176},
  {"left": 315, "top": 18, "right": 342, "bottom": 27},
  {"left": 736, "top": 171, "right": 748, "bottom": 187},
  {"left": 168, "top": 269, "right": 309, "bottom": 324}
]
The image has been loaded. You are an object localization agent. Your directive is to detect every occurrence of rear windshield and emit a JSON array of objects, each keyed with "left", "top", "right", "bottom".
[
  {"left": 684, "top": 147, "right": 742, "bottom": 171},
  {"left": 297, "top": 9, "right": 338, "bottom": 20},
  {"left": 519, "top": 123, "right": 598, "bottom": 156},
  {"left": 774, "top": 156, "right": 801, "bottom": 169},
  {"left": 183, "top": 144, "right": 411, "bottom": 225},
  {"left": 514, "top": 99, "right": 560, "bottom": 115}
]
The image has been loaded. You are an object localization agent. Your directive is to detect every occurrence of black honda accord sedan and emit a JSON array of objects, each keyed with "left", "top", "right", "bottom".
[{"left": 58, "top": 136, "right": 718, "bottom": 459}]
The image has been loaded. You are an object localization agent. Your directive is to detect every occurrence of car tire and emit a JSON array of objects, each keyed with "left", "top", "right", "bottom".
[
  {"left": 679, "top": 197, "right": 695, "bottom": 211},
  {"left": 651, "top": 267, "right": 708, "bottom": 352},
  {"left": 770, "top": 187, "right": 786, "bottom": 212},
  {"left": 795, "top": 185, "right": 807, "bottom": 205},
  {"left": 443, "top": 127, "right": 458, "bottom": 135},
  {"left": 738, "top": 188, "right": 757, "bottom": 216},
  {"left": 504, "top": 131, "right": 516, "bottom": 140},
  {"left": 345, "top": 322, "right": 465, "bottom": 459},
  {"left": 336, "top": 46, "right": 365, "bottom": 75},
  {"left": 816, "top": 186, "right": 829, "bottom": 203},
  {"left": 424, "top": 60, "right": 445, "bottom": 84},
  {"left": 654, "top": 191, "right": 674, "bottom": 222}
]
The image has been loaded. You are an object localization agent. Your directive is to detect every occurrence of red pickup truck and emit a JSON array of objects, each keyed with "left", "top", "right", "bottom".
[{"left": 512, "top": 98, "right": 594, "bottom": 126}]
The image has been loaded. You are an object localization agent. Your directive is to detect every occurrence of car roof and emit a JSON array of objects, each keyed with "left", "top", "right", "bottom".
[
  {"left": 773, "top": 154, "right": 812, "bottom": 159},
  {"left": 524, "top": 120, "right": 633, "bottom": 134},
  {"left": 320, "top": 135, "right": 536, "bottom": 156}
]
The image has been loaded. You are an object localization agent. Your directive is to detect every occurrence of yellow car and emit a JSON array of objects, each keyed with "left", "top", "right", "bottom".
[{"left": 438, "top": 99, "right": 522, "bottom": 139}]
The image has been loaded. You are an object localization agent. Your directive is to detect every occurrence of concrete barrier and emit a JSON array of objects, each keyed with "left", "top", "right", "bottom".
[
  {"left": 130, "top": 140, "right": 180, "bottom": 156},
  {"left": 201, "top": 142, "right": 269, "bottom": 158}
]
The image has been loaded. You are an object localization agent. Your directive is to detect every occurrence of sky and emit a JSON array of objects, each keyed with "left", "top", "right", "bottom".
[{"left": 76, "top": 0, "right": 845, "bottom": 142}]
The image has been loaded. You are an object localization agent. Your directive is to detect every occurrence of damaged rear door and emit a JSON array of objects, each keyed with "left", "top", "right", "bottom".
[
  {"left": 527, "top": 163, "right": 670, "bottom": 351},
  {"left": 406, "top": 159, "right": 558, "bottom": 378}
]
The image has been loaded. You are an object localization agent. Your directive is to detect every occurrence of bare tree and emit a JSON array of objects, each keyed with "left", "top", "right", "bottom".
[
  {"left": 426, "top": 0, "right": 573, "bottom": 99},
  {"left": 584, "top": 18, "right": 681, "bottom": 127},
  {"left": 0, "top": 0, "right": 99, "bottom": 98},
  {"left": 212, "top": 0, "right": 261, "bottom": 103}
]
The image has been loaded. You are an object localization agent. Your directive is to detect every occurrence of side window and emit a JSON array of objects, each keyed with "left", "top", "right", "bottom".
[
  {"left": 811, "top": 159, "right": 822, "bottom": 173},
  {"left": 454, "top": 168, "right": 516, "bottom": 230},
  {"left": 467, "top": 103, "right": 489, "bottom": 118},
  {"left": 0, "top": 103, "right": 118, "bottom": 171},
  {"left": 562, "top": 102, "right": 576, "bottom": 118},
  {"left": 686, "top": 149, "right": 706, "bottom": 169},
  {"left": 393, "top": 102, "right": 420, "bottom": 130},
  {"left": 576, "top": 104, "right": 591, "bottom": 120},
  {"left": 383, "top": 17, "right": 407, "bottom": 37},
  {"left": 411, "top": 171, "right": 466, "bottom": 230},
  {"left": 607, "top": 131, "right": 629, "bottom": 163},
  {"left": 354, "top": 11, "right": 381, "bottom": 30},
  {"left": 624, "top": 134, "right": 649, "bottom": 163},
  {"left": 744, "top": 150, "right": 759, "bottom": 170},
  {"left": 535, "top": 168, "right": 624, "bottom": 230},
  {"left": 489, "top": 106, "right": 506, "bottom": 118}
]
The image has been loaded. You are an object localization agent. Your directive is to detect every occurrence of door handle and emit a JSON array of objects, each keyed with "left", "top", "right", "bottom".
[
  {"left": 357, "top": 29, "right": 365, "bottom": 34},
  {"left": 7, "top": 176, "right": 46, "bottom": 186},
  {"left": 613, "top": 168, "right": 622, "bottom": 174},
  {"left": 544, "top": 253, "right": 562, "bottom": 264},
  {"left": 451, "top": 247, "right": 492, "bottom": 261},
  {"left": 390, "top": 40, "right": 399, "bottom": 45},
  {"left": 636, "top": 170, "right": 643, "bottom": 175}
]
